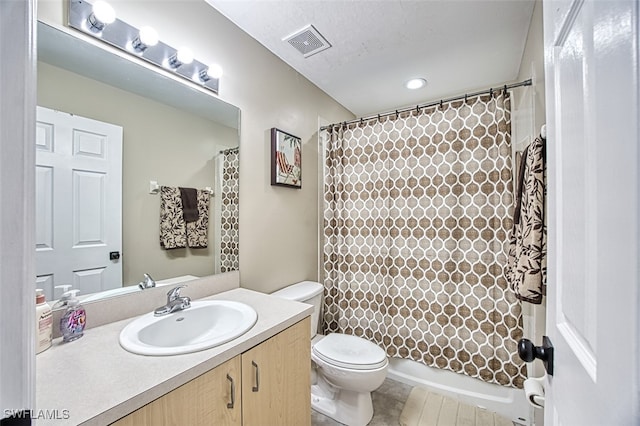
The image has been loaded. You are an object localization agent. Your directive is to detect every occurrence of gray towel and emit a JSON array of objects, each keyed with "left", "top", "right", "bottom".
[{"left": 179, "top": 187, "right": 199, "bottom": 223}]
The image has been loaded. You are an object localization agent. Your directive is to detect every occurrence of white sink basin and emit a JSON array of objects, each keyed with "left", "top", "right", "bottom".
[{"left": 119, "top": 300, "right": 258, "bottom": 356}]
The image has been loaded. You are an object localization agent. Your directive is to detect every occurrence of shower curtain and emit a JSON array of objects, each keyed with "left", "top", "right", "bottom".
[
  {"left": 220, "top": 149, "right": 240, "bottom": 272},
  {"left": 322, "top": 92, "right": 526, "bottom": 388}
]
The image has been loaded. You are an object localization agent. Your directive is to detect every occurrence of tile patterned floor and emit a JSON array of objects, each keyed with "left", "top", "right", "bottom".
[{"left": 311, "top": 378, "right": 413, "bottom": 426}]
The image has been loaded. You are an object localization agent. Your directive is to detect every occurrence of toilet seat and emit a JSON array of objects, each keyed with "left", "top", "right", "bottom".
[{"left": 312, "top": 333, "right": 387, "bottom": 370}]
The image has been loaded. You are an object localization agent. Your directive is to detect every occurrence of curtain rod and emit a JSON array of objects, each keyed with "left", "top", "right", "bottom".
[
  {"left": 220, "top": 147, "right": 239, "bottom": 154},
  {"left": 320, "top": 78, "right": 532, "bottom": 131}
]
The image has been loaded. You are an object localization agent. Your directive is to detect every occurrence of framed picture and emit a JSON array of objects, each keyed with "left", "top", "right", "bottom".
[{"left": 271, "top": 128, "right": 302, "bottom": 188}]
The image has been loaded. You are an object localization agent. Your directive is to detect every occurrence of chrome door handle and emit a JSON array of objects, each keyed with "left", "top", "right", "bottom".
[
  {"left": 251, "top": 361, "right": 260, "bottom": 392},
  {"left": 226, "top": 374, "right": 235, "bottom": 408}
]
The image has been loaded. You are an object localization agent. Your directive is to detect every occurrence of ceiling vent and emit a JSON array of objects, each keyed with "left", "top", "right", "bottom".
[{"left": 283, "top": 24, "right": 331, "bottom": 58}]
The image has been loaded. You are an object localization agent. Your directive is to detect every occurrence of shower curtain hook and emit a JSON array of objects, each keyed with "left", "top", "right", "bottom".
[
  {"left": 395, "top": 110, "right": 399, "bottom": 119},
  {"left": 377, "top": 114, "right": 381, "bottom": 122},
  {"left": 503, "top": 84, "right": 508, "bottom": 95},
  {"left": 440, "top": 100, "right": 443, "bottom": 110},
  {"left": 416, "top": 105, "right": 420, "bottom": 114},
  {"left": 464, "top": 94, "right": 468, "bottom": 103},
  {"left": 490, "top": 88, "right": 494, "bottom": 97},
  {"left": 360, "top": 118, "right": 364, "bottom": 126}
]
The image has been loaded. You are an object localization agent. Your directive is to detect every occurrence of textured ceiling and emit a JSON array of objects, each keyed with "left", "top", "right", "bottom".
[{"left": 207, "top": 0, "right": 535, "bottom": 116}]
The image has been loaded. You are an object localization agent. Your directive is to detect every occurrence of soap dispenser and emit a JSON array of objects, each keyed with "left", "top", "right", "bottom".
[
  {"left": 53, "top": 285, "right": 73, "bottom": 309},
  {"left": 60, "top": 289, "right": 86, "bottom": 342}
]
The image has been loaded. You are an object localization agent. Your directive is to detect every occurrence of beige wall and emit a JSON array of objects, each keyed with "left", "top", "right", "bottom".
[
  {"left": 38, "top": 1, "right": 354, "bottom": 294},
  {"left": 38, "top": 61, "right": 238, "bottom": 286}
]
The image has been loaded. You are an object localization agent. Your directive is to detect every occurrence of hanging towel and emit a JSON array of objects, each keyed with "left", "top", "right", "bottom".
[
  {"left": 186, "top": 189, "right": 210, "bottom": 249},
  {"left": 179, "top": 187, "right": 199, "bottom": 222},
  {"left": 507, "top": 135, "right": 547, "bottom": 304},
  {"left": 159, "top": 186, "right": 187, "bottom": 249}
]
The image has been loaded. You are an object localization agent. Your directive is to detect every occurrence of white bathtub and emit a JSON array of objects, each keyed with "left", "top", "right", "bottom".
[{"left": 387, "top": 357, "right": 533, "bottom": 425}]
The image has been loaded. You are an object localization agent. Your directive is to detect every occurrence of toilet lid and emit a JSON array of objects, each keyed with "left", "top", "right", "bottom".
[{"left": 312, "top": 333, "right": 388, "bottom": 370}]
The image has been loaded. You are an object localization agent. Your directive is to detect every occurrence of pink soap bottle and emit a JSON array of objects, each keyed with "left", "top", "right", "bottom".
[{"left": 60, "top": 289, "right": 86, "bottom": 342}]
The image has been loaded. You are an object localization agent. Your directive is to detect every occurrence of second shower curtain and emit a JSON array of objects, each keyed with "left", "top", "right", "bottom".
[
  {"left": 219, "top": 148, "right": 240, "bottom": 272},
  {"left": 322, "top": 92, "right": 526, "bottom": 388}
]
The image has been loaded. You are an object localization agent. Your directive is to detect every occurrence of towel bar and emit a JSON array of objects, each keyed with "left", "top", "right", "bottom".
[{"left": 149, "top": 181, "right": 214, "bottom": 197}]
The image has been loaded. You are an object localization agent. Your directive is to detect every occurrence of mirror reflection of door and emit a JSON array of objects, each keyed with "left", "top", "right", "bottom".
[{"left": 35, "top": 106, "right": 123, "bottom": 301}]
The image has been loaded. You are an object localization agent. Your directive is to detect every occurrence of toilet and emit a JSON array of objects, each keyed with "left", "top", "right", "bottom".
[{"left": 271, "top": 281, "right": 388, "bottom": 426}]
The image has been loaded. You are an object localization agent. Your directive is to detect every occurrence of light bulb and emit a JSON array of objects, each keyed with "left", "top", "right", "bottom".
[
  {"left": 88, "top": 0, "right": 116, "bottom": 32},
  {"left": 406, "top": 78, "right": 427, "bottom": 90},
  {"left": 199, "top": 64, "right": 223, "bottom": 83},
  {"left": 206, "top": 64, "right": 223, "bottom": 79},
  {"left": 138, "top": 26, "right": 159, "bottom": 47},
  {"left": 132, "top": 26, "right": 159, "bottom": 52},
  {"left": 168, "top": 47, "right": 194, "bottom": 69},
  {"left": 176, "top": 48, "right": 194, "bottom": 65}
]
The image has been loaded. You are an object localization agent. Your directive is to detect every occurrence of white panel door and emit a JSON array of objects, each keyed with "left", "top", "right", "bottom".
[
  {"left": 543, "top": 0, "right": 639, "bottom": 425},
  {"left": 35, "top": 106, "right": 123, "bottom": 300}
]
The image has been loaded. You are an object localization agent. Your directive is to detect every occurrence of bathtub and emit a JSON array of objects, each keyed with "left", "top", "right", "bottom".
[{"left": 387, "top": 358, "right": 532, "bottom": 425}]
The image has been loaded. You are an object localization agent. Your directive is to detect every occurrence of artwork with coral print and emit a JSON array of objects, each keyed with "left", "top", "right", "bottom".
[{"left": 271, "top": 127, "right": 302, "bottom": 188}]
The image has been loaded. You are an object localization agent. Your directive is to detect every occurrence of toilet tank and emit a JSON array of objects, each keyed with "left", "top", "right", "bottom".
[{"left": 271, "top": 281, "right": 324, "bottom": 338}]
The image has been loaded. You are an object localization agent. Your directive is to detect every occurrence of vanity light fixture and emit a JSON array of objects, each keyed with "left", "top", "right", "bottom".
[
  {"left": 87, "top": 0, "right": 116, "bottom": 32},
  {"left": 406, "top": 78, "right": 427, "bottom": 90},
  {"left": 68, "top": 0, "right": 221, "bottom": 94},
  {"left": 131, "top": 26, "right": 159, "bottom": 52}
]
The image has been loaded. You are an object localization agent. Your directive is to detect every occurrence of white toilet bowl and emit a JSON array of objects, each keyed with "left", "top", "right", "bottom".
[
  {"left": 271, "top": 281, "right": 389, "bottom": 426},
  {"left": 311, "top": 333, "right": 388, "bottom": 426}
]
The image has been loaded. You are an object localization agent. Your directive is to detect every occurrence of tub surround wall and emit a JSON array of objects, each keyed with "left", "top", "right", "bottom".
[
  {"left": 514, "top": 3, "right": 546, "bottom": 424},
  {"left": 511, "top": 0, "right": 547, "bottom": 385}
]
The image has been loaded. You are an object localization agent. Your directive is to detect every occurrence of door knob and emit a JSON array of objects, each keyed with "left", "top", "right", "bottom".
[{"left": 518, "top": 335, "right": 554, "bottom": 376}]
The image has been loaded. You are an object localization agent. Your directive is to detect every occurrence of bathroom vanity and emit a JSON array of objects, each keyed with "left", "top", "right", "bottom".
[{"left": 36, "top": 288, "right": 312, "bottom": 425}]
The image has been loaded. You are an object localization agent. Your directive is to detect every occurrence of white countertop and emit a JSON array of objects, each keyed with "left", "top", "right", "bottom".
[{"left": 36, "top": 288, "right": 312, "bottom": 425}]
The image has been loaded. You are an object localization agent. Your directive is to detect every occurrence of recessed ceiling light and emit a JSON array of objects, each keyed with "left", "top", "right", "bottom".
[{"left": 406, "top": 78, "right": 427, "bottom": 90}]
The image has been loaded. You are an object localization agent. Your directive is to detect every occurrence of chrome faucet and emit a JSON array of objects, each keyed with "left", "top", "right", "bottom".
[
  {"left": 138, "top": 273, "right": 156, "bottom": 290},
  {"left": 154, "top": 285, "right": 191, "bottom": 316}
]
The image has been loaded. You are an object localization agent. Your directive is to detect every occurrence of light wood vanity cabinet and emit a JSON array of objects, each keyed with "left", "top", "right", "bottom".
[
  {"left": 241, "top": 316, "right": 311, "bottom": 426},
  {"left": 111, "top": 318, "right": 310, "bottom": 426},
  {"left": 111, "top": 356, "right": 241, "bottom": 426}
]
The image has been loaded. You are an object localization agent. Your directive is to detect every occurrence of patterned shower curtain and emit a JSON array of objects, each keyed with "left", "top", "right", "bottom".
[
  {"left": 322, "top": 92, "right": 526, "bottom": 388},
  {"left": 220, "top": 148, "right": 239, "bottom": 272}
]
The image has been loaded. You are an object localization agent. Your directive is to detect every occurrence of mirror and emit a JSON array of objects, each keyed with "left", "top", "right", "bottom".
[{"left": 35, "top": 22, "right": 240, "bottom": 302}]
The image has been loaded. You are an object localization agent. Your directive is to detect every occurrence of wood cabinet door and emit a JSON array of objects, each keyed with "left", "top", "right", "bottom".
[
  {"left": 111, "top": 356, "right": 241, "bottom": 426},
  {"left": 241, "top": 318, "right": 311, "bottom": 426}
]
